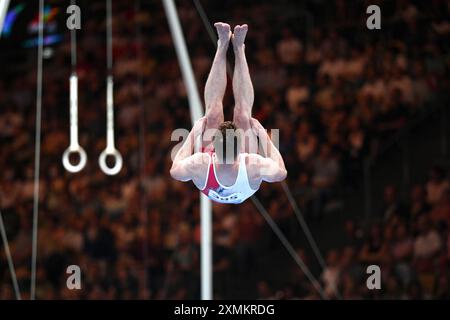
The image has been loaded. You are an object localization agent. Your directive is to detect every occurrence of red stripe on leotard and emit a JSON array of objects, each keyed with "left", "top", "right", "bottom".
[{"left": 201, "top": 151, "right": 220, "bottom": 196}]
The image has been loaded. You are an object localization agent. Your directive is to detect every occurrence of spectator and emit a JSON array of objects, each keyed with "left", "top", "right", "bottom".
[
  {"left": 391, "top": 223, "right": 414, "bottom": 288},
  {"left": 382, "top": 185, "right": 407, "bottom": 222},
  {"left": 277, "top": 28, "right": 303, "bottom": 67},
  {"left": 321, "top": 250, "right": 341, "bottom": 298},
  {"left": 413, "top": 215, "right": 443, "bottom": 298},
  {"left": 430, "top": 189, "right": 450, "bottom": 227},
  {"left": 409, "top": 184, "right": 431, "bottom": 222},
  {"left": 426, "top": 166, "right": 450, "bottom": 206}
]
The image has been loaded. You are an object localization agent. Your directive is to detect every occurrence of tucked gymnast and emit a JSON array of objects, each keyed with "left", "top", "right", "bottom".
[{"left": 170, "top": 23, "right": 287, "bottom": 204}]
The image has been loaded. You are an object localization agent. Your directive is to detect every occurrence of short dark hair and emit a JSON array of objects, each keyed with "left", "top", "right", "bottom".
[{"left": 214, "top": 121, "right": 239, "bottom": 162}]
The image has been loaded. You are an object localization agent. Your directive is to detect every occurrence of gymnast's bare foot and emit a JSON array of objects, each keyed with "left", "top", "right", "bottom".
[
  {"left": 232, "top": 24, "right": 248, "bottom": 50},
  {"left": 214, "top": 22, "right": 231, "bottom": 50}
]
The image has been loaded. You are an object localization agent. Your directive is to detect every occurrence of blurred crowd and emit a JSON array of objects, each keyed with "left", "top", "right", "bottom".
[
  {"left": 0, "top": 0, "right": 449, "bottom": 299},
  {"left": 265, "top": 165, "right": 450, "bottom": 299}
]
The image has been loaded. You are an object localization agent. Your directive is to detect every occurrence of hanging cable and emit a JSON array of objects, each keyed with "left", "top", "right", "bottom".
[
  {"left": 30, "top": 0, "right": 44, "bottom": 300},
  {"left": 99, "top": 0, "right": 123, "bottom": 175},
  {"left": 62, "top": 0, "right": 87, "bottom": 173},
  {"left": 251, "top": 196, "right": 327, "bottom": 299},
  {"left": 281, "top": 181, "right": 342, "bottom": 298},
  {"left": 0, "top": 210, "right": 21, "bottom": 300}
]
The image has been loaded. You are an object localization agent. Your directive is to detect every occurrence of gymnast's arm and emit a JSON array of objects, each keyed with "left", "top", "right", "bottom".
[
  {"left": 170, "top": 117, "right": 206, "bottom": 182},
  {"left": 250, "top": 118, "right": 287, "bottom": 183}
]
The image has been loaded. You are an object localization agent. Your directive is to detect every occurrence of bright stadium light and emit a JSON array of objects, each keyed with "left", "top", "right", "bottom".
[{"left": 0, "top": 0, "right": 11, "bottom": 38}]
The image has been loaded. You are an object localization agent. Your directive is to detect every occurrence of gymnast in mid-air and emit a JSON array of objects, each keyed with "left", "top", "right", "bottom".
[{"left": 170, "top": 23, "right": 287, "bottom": 204}]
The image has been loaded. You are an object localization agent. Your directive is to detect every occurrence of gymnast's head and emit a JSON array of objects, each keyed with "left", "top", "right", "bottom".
[{"left": 213, "top": 121, "right": 240, "bottom": 164}]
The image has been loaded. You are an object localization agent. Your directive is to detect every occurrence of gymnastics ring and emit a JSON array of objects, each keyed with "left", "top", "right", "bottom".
[
  {"left": 98, "top": 147, "right": 123, "bottom": 176},
  {"left": 62, "top": 145, "right": 87, "bottom": 173}
]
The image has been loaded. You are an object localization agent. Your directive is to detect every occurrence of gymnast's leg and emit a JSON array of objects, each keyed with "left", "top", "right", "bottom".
[
  {"left": 203, "top": 22, "right": 230, "bottom": 141},
  {"left": 232, "top": 24, "right": 257, "bottom": 153}
]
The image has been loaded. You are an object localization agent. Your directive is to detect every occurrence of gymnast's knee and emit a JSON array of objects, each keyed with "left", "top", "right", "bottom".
[
  {"left": 205, "top": 107, "right": 223, "bottom": 127},
  {"left": 233, "top": 111, "right": 251, "bottom": 128}
]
